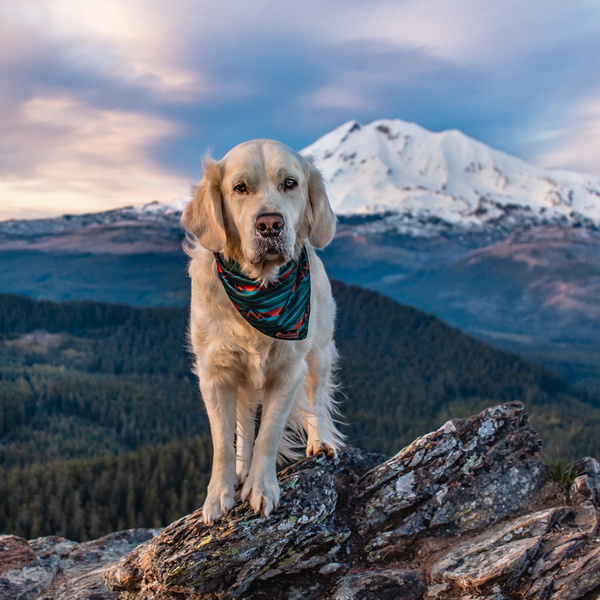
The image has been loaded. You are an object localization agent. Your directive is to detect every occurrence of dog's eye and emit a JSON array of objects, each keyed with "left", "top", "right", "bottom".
[
  {"left": 284, "top": 178, "right": 297, "bottom": 190},
  {"left": 233, "top": 182, "right": 248, "bottom": 193}
]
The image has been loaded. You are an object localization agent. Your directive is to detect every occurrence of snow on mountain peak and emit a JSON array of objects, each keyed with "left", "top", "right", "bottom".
[{"left": 300, "top": 118, "right": 600, "bottom": 228}]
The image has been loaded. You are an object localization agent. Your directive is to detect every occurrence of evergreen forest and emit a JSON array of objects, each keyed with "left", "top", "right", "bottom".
[{"left": 1, "top": 283, "right": 599, "bottom": 540}]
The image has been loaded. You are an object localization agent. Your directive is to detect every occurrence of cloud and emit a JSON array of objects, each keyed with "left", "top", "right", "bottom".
[
  {"left": 6, "top": 1, "right": 211, "bottom": 103},
  {"left": 305, "top": 86, "right": 372, "bottom": 111},
  {"left": 1, "top": 0, "right": 600, "bottom": 219},
  {"left": 0, "top": 96, "right": 189, "bottom": 220},
  {"left": 536, "top": 95, "right": 600, "bottom": 177}
]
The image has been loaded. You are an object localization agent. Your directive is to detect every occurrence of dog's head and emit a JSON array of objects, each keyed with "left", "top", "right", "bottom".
[{"left": 181, "top": 140, "right": 336, "bottom": 282}]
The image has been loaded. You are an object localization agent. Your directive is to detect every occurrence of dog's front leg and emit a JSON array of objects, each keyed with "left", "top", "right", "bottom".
[
  {"left": 236, "top": 392, "right": 256, "bottom": 484},
  {"left": 241, "top": 362, "right": 307, "bottom": 517},
  {"left": 201, "top": 379, "right": 237, "bottom": 525}
]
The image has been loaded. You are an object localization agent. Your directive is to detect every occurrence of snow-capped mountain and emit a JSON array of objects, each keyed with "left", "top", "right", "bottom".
[
  {"left": 3, "top": 118, "right": 600, "bottom": 245},
  {"left": 301, "top": 119, "right": 600, "bottom": 229}
]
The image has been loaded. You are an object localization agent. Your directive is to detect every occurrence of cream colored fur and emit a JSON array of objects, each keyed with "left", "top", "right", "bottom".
[{"left": 182, "top": 140, "right": 344, "bottom": 524}]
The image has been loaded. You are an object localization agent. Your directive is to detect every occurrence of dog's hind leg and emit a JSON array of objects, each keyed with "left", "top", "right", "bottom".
[
  {"left": 236, "top": 390, "right": 256, "bottom": 485},
  {"left": 303, "top": 342, "right": 345, "bottom": 458}
]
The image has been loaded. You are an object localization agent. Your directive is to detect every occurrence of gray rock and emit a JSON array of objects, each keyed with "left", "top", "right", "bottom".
[
  {"left": 573, "top": 457, "right": 600, "bottom": 505},
  {"left": 104, "top": 402, "right": 559, "bottom": 599},
  {"left": 520, "top": 500, "right": 599, "bottom": 599},
  {"left": 426, "top": 582, "right": 451, "bottom": 598},
  {"left": 549, "top": 544, "right": 600, "bottom": 600},
  {"left": 430, "top": 507, "right": 569, "bottom": 589},
  {"left": 0, "top": 529, "right": 158, "bottom": 600},
  {"left": 0, "top": 535, "right": 36, "bottom": 573},
  {"left": 331, "top": 569, "right": 426, "bottom": 600},
  {"left": 358, "top": 402, "right": 545, "bottom": 561},
  {"left": 104, "top": 448, "right": 377, "bottom": 599}
]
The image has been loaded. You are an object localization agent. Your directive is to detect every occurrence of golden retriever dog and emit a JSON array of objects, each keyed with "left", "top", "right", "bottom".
[{"left": 181, "top": 140, "right": 344, "bottom": 524}]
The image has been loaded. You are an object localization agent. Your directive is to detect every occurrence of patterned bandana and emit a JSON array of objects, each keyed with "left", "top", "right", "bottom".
[{"left": 214, "top": 246, "right": 311, "bottom": 340}]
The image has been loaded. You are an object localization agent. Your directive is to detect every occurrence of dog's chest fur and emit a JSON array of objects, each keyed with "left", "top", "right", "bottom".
[{"left": 189, "top": 251, "right": 310, "bottom": 391}]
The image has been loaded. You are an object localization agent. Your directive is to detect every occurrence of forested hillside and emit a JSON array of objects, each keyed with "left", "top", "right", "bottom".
[
  {"left": 1, "top": 286, "right": 599, "bottom": 540},
  {"left": 331, "top": 281, "right": 600, "bottom": 458},
  {"left": 0, "top": 437, "right": 211, "bottom": 542},
  {"left": 0, "top": 298, "right": 204, "bottom": 467}
]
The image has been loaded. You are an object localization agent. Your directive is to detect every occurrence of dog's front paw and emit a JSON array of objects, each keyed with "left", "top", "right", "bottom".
[
  {"left": 241, "top": 465, "right": 280, "bottom": 518},
  {"left": 306, "top": 439, "right": 338, "bottom": 459},
  {"left": 202, "top": 479, "right": 236, "bottom": 526}
]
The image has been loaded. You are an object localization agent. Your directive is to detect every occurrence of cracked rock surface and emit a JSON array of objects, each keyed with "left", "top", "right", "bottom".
[
  {"left": 0, "top": 529, "right": 159, "bottom": 600},
  {"left": 3, "top": 402, "right": 600, "bottom": 599}
]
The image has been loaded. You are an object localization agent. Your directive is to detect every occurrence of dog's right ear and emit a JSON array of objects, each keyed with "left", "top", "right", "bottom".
[{"left": 181, "top": 157, "right": 226, "bottom": 252}]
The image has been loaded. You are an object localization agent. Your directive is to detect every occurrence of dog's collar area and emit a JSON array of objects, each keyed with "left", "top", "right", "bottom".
[{"left": 213, "top": 247, "right": 311, "bottom": 340}]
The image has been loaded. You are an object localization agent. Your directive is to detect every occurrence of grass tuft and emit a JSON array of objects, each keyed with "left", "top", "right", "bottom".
[{"left": 544, "top": 455, "right": 581, "bottom": 502}]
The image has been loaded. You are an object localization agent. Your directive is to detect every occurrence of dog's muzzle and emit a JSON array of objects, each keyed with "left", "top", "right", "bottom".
[{"left": 253, "top": 213, "right": 288, "bottom": 262}]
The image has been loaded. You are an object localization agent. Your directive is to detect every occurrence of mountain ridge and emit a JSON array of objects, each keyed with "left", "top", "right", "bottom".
[
  {"left": 1, "top": 117, "right": 599, "bottom": 241},
  {"left": 300, "top": 118, "right": 600, "bottom": 231}
]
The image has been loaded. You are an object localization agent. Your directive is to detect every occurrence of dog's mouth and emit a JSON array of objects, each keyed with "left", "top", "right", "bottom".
[{"left": 251, "top": 236, "right": 288, "bottom": 264}]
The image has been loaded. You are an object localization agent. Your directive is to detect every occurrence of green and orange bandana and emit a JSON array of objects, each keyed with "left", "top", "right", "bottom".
[{"left": 214, "top": 246, "right": 311, "bottom": 340}]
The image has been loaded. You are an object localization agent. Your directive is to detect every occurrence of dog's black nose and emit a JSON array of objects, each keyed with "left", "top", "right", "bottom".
[{"left": 256, "top": 213, "right": 284, "bottom": 237}]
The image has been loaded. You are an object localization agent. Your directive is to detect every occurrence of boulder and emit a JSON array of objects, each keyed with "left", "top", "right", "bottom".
[
  {"left": 0, "top": 535, "right": 36, "bottom": 573},
  {"left": 0, "top": 529, "right": 159, "bottom": 600}
]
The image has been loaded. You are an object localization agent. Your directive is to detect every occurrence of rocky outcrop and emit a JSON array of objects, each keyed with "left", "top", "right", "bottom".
[
  {"left": 0, "top": 529, "right": 159, "bottom": 600},
  {"left": 100, "top": 401, "right": 600, "bottom": 599},
  {"left": 3, "top": 402, "right": 600, "bottom": 599}
]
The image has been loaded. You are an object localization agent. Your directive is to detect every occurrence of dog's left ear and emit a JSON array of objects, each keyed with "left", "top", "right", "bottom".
[{"left": 305, "top": 157, "right": 336, "bottom": 248}]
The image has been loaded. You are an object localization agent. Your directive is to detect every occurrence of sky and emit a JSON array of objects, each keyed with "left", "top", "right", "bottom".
[{"left": 1, "top": 0, "right": 600, "bottom": 220}]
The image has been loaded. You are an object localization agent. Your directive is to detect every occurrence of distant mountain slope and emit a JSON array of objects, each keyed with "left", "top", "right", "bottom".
[
  {"left": 323, "top": 224, "right": 600, "bottom": 394},
  {"left": 0, "top": 203, "right": 184, "bottom": 255},
  {"left": 330, "top": 281, "right": 600, "bottom": 458},
  {"left": 0, "top": 250, "right": 190, "bottom": 306},
  {"left": 302, "top": 119, "right": 600, "bottom": 230},
  {"left": 1, "top": 286, "right": 599, "bottom": 465},
  {"left": 1, "top": 118, "right": 599, "bottom": 396}
]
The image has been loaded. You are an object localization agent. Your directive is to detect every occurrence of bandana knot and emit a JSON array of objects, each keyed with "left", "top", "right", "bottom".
[{"left": 214, "top": 246, "right": 311, "bottom": 340}]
